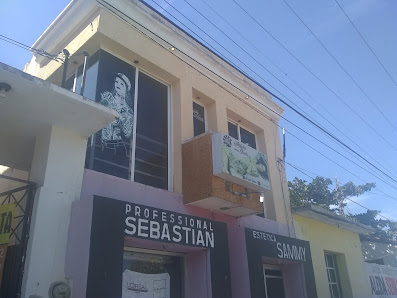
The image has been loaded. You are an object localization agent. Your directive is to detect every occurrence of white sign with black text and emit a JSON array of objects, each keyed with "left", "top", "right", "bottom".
[{"left": 124, "top": 203, "right": 216, "bottom": 248}]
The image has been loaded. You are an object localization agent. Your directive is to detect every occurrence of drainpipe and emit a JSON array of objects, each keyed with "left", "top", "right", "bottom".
[
  {"left": 61, "top": 49, "right": 70, "bottom": 88},
  {"left": 80, "top": 51, "right": 90, "bottom": 96}
]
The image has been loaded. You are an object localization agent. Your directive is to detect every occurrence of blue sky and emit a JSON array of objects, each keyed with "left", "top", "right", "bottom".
[{"left": 1, "top": 0, "right": 396, "bottom": 220}]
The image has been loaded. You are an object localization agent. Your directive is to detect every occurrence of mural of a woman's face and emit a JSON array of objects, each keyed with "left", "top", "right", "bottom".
[{"left": 114, "top": 77, "right": 127, "bottom": 97}]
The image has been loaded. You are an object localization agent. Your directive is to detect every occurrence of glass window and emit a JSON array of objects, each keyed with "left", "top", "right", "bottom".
[
  {"left": 88, "top": 50, "right": 136, "bottom": 180},
  {"left": 263, "top": 266, "right": 285, "bottom": 298},
  {"left": 74, "top": 61, "right": 99, "bottom": 100},
  {"left": 227, "top": 121, "right": 256, "bottom": 149},
  {"left": 193, "top": 102, "right": 206, "bottom": 136},
  {"left": 228, "top": 121, "right": 238, "bottom": 140},
  {"left": 123, "top": 250, "right": 183, "bottom": 298},
  {"left": 134, "top": 72, "right": 168, "bottom": 190},
  {"left": 65, "top": 50, "right": 100, "bottom": 100},
  {"left": 240, "top": 127, "right": 256, "bottom": 149},
  {"left": 325, "top": 253, "right": 343, "bottom": 298},
  {"left": 80, "top": 50, "right": 170, "bottom": 190}
]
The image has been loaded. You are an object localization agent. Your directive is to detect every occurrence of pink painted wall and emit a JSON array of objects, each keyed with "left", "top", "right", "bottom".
[{"left": 65, "top": 169, "right": 301, "bottom": 298}]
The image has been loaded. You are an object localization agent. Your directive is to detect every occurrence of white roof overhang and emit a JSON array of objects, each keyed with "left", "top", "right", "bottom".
[{"left": 0, "top": 63, "right": 118, "bottom": 170}]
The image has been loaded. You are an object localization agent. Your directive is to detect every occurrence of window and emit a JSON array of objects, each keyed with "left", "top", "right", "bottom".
[
  {"left": 65, "top": 50, "right": 100, "bottom": 100},
  {"left": 227, "top": 121, "right": 256, "bottom": 149},
  {"left": 325, "top": 253, "right": 343, "bottom": 298},
  {"left": 134, "top": 72, "right": 169, "bottom": 190},
  {"left": 263, "top": 266, "right": 286, "bottom": 298},
  {"left": 123, "top": 250, "right": 184, "bottom": 298},
  {"left": 193, "top": 101, "right": 206, "bottom": 136},
  {"left": 75, "top": 49, "right": 170, "bottom": 190}
]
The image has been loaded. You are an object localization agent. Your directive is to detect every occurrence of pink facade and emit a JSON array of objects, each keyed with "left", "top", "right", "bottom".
[{"left": 66, "top": 169, "right": 311, "bottom": 297}]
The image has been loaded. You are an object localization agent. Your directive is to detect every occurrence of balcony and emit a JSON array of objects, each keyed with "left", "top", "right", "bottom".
[{"left": 182, "top": 132, "right": 271, "bottom": 217}]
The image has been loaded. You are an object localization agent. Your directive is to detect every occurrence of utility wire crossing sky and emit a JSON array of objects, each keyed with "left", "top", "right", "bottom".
[{"left": 0, "top": 0, "right": 396, "bottom": 221}]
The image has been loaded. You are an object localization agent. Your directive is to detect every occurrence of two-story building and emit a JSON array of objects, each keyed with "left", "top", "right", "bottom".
[{"left": 1, "top": 0, "right": 318, "bottom": 297}]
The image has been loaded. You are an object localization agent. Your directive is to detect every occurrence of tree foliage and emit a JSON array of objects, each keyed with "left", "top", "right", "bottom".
[
  {"left": 288, "top": 176, "right": 375, "bottom": 212},
  {"left": 288, "top": 176, "right": 396, "bottom": 240}
]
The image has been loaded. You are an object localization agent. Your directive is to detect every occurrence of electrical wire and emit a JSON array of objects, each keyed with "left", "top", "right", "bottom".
[
  {"left": 0, "top": 34, "right": 64, "bottom": 63},
  {"left": 286, "top": 161, "right": 315, "bottom": 180},
  {"left": 96, "top": 0, "right": 397, "bottom": 202},
  {"left": 344, "top": 197, "right": 393, "bottom": 222},
  {"left": 180, "top": 0, "right": 319, "bottom": 125},
  {"left": 180, "top": 0, "right": 397, "bottom": 182},
  {"left": 282, "top": 0, "right": 397, "bottom": 132},
  {"left": 285, "top": 161, "right": 396, "bottom": 222},
  {"left": 231, "top": 0, "right": 397, "bottom": 152},
  {"left": 150, "top": 0, "right": 250, "bottom": 81},
  {"left": 148, "top": 0, "right": 397, "bottom": 187},
  {"left": 333, "top": 0, "right": 397, "bottom": 89},
  {"left": 198, "top": 0, "right": 397, "bottom": 179},
  {"left": 286, "top": 129, "right": 397, "bottom": 197}
]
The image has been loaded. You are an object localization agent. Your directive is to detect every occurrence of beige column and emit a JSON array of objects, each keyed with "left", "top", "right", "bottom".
[
  {"left": 22, "top": 125, "right": 87, "bottom": 298},
  {"left": 263, "top": 123, "right": 295, "bottom": 235},
  {"left": 172, "top": 68, "right": 193, "bottom": 193}
]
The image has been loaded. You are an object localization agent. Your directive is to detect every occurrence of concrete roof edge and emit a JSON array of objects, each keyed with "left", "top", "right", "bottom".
[
  {"left": 30, "top": 0, "right": 284, "bottom": 119},
  {"left": 293, "top": 204, "right": 374, "bottom": 234},
  {"left": 31, "top": 0, "right": 98, "bottom": 66},
  {"left": 130, "top": 0, "right": 284, "bottom": 117},
  {"left": 0, "top": 62, "right": 119, "bottom": 119}
]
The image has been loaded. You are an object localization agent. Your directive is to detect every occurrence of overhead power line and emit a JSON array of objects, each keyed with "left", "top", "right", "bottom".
[
  {"left": 286, "top": 161, "right": 315, "bottom": 180},
  {"left": 96, "top": 0, "right": 397, "bottom": 203},
  {"left": 180, "top": 0, "right": 319, "bottom": 124},
  {"left": 198, "top": 0, "right": 397, "bottom": 179},
  {"left": 0, "top": 34, "right": 64, "bottom": 63},
  {"left": 286, "top": 162, "right": 397, "bottom": 221},
  {"left": 333, "top": 0, "right": 397, "bottom": 89},
  {"left": 148, "top": 0, "right": 397, "bottom": 187},
  {"left": 286, "top": 161, "right": 395, "bottom": 222},
  {"left": 188, "top": 0, "right": 397, "bottom": 183},
  {"left": 282, "top": 0, "right": 397, "bottom": 132},
  {"left": 286, "top": 161, "right": 397, "bottom": 203},
  {"left": 286, "top": 128, "right": 397, "bottom": 196},
  {"left": 345, "top": 197, "right": 393, "bottom": 222},
  {"left": 231, "top": 0, "right": 397, "bottom": 152}
]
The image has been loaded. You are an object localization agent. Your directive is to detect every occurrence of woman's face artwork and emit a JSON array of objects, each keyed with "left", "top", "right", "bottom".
[{"left": 114, "top": 77, "right": 127, "bottom": 96}]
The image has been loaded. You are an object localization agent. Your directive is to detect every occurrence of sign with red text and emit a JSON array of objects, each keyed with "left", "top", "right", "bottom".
[{"left": 366, "top": 263, "right": 397, "bottom": 297}]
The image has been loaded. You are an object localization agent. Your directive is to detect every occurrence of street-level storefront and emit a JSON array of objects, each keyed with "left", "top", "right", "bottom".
[
  {"left": 245, "top": 228, "right": 317, "bottom": 298},
  {"left": 66, "top": 171, "right": 232, "bottom": 298},
  {"left": 87, "top": 196, "right": 231, "bottom": 298},
  {"left": 66, "top": 169, "right": 317, "bottom": 298}
]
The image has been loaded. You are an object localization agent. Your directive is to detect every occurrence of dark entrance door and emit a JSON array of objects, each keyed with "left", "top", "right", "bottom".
[
  {"left": 263, "top": 266, "right": 286, "bottom": 298},
  {"left": 0, "top": 174, "right": 36, "bottom": 298}
]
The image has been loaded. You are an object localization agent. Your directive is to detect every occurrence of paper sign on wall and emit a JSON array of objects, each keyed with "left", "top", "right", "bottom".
[
  {"left": 0, "top": 204, "right": 15, "bottom": 245},
  {"left": 122, "top": 270, "right": 170, "bottom": 298}
]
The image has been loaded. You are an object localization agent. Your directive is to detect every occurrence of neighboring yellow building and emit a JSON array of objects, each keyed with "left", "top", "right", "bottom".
[{"left": 293, "top": 205, "right": 373, "bottom": 298}]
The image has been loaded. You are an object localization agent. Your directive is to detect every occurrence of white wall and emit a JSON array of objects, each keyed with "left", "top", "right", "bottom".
[{"left": 22, "top": 126, "right": 87, "bottom": 298}]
